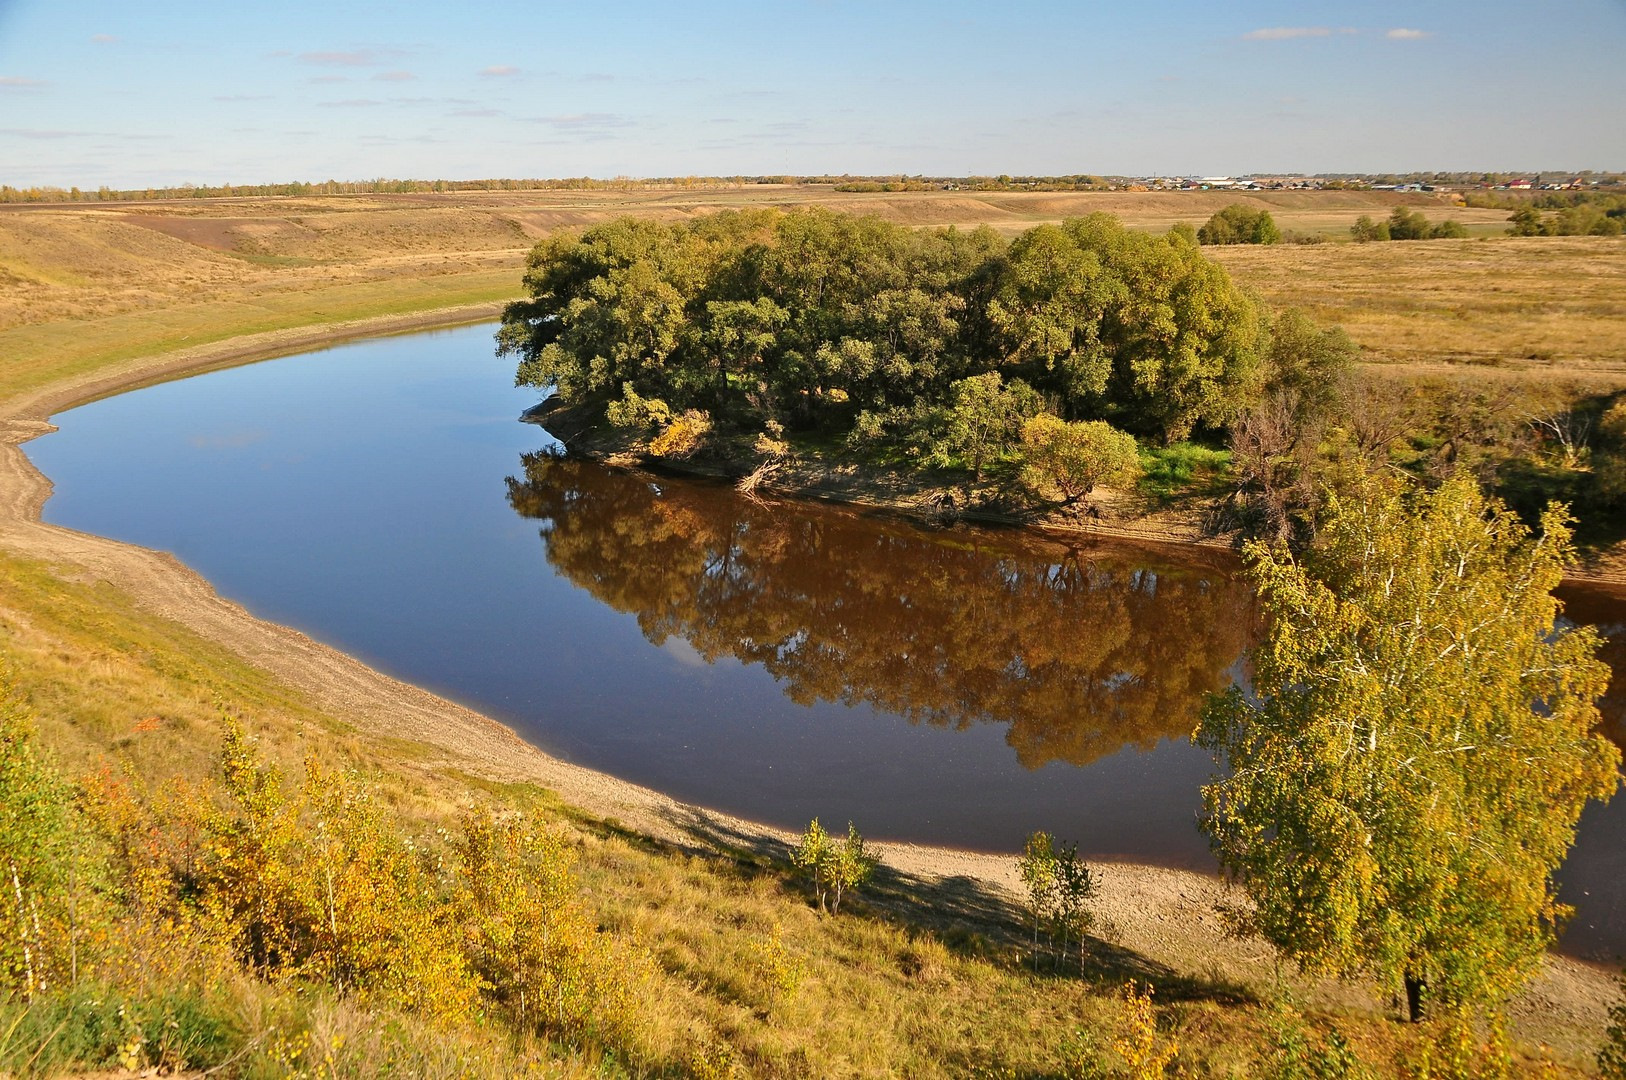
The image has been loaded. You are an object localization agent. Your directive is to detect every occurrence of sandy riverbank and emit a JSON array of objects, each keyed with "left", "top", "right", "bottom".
[{"left": 0, "top": 307, "right": 1617, "bottom": 1055}]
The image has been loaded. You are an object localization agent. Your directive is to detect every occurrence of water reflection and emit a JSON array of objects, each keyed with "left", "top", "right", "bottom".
[{"left": 506, "top": 451, "right": 1256, "bottom": 769}]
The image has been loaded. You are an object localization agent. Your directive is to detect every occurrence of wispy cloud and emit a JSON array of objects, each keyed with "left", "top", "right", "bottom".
[
  {"left": 0, "top": 127, "right": 79, "bottom": 138},
  {"left": 1385, "top": 28, "right": 1432, "bottom": 40},
  {"left": 300, "top": 49, "right": 400, "bottom": 67},
  {"left": 480, "top": 65, "right": 519, "bottom": 77},
  {"left": 213, "top": 93, "right": 272, "bottom": 102},
  {"left": 317, "top": 98, "right": 383, "bottom": 108},
  {"left": 529, "top": 112, "right": 634, "bottom": 130},
  {"left": 1242, "top": 27, "right": 1332, "bottom": 40},
  {"left": 373, "top": 70, "right": 416, "bottom": 82},
  {"left": 450, "top": 108, "right": 500, "bottom": 117},
  {"left": 0, "top": 76, "right": 46, "bottom": 88},
  {"left": 309, "top": 75, "right": 351, "bottom": 84},
  {"left": 90, "top": 34, "right": 118, "bottom": 44}
]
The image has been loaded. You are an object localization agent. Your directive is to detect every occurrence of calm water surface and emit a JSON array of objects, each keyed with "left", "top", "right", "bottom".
[{"left": 24, "top": 323, "right": 1625, "bottom": 960}]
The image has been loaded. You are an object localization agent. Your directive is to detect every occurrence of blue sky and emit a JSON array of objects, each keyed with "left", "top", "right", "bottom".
[{"left": 1, "top": 0, "right": 1621, "bottom": 188}]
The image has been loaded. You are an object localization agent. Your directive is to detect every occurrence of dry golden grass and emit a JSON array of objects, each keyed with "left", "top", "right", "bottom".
[{"left": 1211, "top": 235, "right": 1626, "bottom": 382}]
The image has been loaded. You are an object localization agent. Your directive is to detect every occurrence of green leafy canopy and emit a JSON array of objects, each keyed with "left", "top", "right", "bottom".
[{"left": 1197, "top": 473, "right": 1621, "bottom": 1013}]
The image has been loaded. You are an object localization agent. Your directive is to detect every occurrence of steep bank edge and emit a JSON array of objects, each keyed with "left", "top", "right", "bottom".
[{"left": 0, "top": 308, "right": 1614, "bottom": 1052}]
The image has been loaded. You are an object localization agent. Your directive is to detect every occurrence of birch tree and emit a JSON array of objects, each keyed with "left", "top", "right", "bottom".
[{"left": 1197, "top": 473, "right": 1621, "bottom": 1022}]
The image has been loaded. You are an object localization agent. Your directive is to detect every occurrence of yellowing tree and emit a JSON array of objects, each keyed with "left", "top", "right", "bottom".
[
  {"left": 1197, "top": 474, "right": 1621, "bottom": 1021},
  {"left": 1018, "top": 414, "right": 1141, "bottom": 509}
]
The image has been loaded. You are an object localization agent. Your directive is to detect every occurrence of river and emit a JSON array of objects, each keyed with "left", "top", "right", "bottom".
[{"left": 23, "top": 322, "right": 1624, "bottom": 961}]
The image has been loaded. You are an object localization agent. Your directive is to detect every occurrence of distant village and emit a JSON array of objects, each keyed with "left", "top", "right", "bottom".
[{"left": 1130, "top": 174, "right": 1604, "bottom": 192}]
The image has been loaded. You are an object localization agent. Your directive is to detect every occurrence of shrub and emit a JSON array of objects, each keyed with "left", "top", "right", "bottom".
[
  {"left": 1198, "top": 204, "right": 1280, "bottom": 245},
  {"left": 648, "top": 409, "right": 713, "bottom": 459},
  {"left": 791, "top": 818, "right": 876, "bottom": 914},
  {"left": 1019, "top": 415, "right": 1142, "bottom": 508}
]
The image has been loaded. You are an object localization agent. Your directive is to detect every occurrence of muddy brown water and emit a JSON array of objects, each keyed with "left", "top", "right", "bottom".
[{"left": 22, "top": 322, "right": 1625, "bottom": 961}]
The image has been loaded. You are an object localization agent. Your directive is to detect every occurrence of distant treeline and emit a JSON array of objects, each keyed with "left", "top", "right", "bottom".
[
  {"left": 1454, "top": 189, "right": 1626, "bottom": 236},
  {"left": 832, "top": 175, "right": 1113, "bottom": 193},
  {"left": 8, "top": 170, "right": 1623, "bottom": 206},
  {"left": 0, "top": 175, "right": 777, "bottom": 204}
]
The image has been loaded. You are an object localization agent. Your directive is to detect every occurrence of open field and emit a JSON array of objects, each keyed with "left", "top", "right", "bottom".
[
  {"left": 1, "top": 186, "right": 1623, "bottom": 1073},
  {"left": 1211, "top": 235, "right": 1626, "bottom": 381}
]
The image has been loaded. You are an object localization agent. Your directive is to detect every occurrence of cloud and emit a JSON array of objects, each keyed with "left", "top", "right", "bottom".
[
  {"left": 0, "top": 76, "right": 46, "bottom": 88},
  {"left": 480, "top": 65, "right": 519, "bottom": 76},
  {"left": 529, "top": 112, "right": 634, "bottom": 130},
  {"left": 0, "top": 127, "right": 78, "bottom": 138},
  {"left": 317, "top": 98, "right": 383, "bottom": 108},
  {"left": 1242, "top": 27, "right": 1332, "bottom": 40},
  {"left": 1386, "top": 28, "right": 1432, "bottom": 39},
  {"left": 373, "top": 70, "right": 416, "bottom": 82},
  {"left": 450, "top": 107, "right": 499, "bottom": 117},
  {"left": 308, "top": 75, "right": 351, "bottom": 84},
  {"left": 90, "top": 34, "right": 118, "bottom": 43},
  {"left": 212, "top": 93, "right": 272, "bottom": 102},
  {"left": 299, "top": 49, "right": 398, "bottom": 66}
]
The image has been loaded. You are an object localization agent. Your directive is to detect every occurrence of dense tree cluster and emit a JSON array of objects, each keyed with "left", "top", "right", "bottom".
[
  {"left": 1506, "top": 198, "right": 1626, "bottom": 236},
  {"left": 1350, "top": 207, "right": 1468, "bottom": 242},
  {"left": 499, "top": 208, "right": 1268, "bottom": 454}
]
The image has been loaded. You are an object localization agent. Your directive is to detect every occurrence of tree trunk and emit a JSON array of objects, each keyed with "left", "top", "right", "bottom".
[{"left": 1404, "top": 971, "right": 1425, "bottom": 1023}]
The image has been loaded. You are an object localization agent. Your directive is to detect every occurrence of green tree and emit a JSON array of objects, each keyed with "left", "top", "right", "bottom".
[
  {"left": 1507, "top": 207, "right": 1547, "bottom": 237},
  {"left": 1230, "top": 310, "right": 1358, "bottom": 541},
  {"left": 1016, "top": 832, "right": 1058, "bottom": 969},
  {"left": 825, "top": 822, "right": 877, "bottom": 914},
  {"left": 792, "top": 819, "right": 833, "bottom": 911},
  {"left": 0, "top": 679, "right": 83, "bottom": 998},
  {"left": 1350, "top": 216, "right": 1390, "bottom": 243},
  {"left": 1044, "top": 214, "right": 1264, "bottom": 443},
  {"left": 1197, "top": 204, "right": 1281, "bottom": 245},
  {"left": 1018, "top": 414, "right": 1141, "bottom": 508},
  {"left": 1047, "top": 841, "right": 1098, "bottom": 974},
  {"left": 937, "top": 372, "right": 1042, "bottom": 481},
  {"left": 791, "top": 819, "right": 874, "bottom": 914},
  {"left": 1386, "top": 206, "right": 1431, "bottom": 241},
  {"left": 1197, "top": 474, "right": 1620, "bottom": 1022}
]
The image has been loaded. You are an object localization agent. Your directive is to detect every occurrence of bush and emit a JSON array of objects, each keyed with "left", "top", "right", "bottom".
[
  {"left": 1018, "top": 414, "right": 1141, "bottom": 507},
  {"left": 648, "top": 409, "right": 713, "bottom": 459},
  {"left": 792, "top": 818, "right": 876, "bottom": 914},
  {"left": 1198, "top": 204, "right": 1280, "bottom": 245},
  {"left": 1351, "top": 215, "right": 1390, "bottom": 242}
]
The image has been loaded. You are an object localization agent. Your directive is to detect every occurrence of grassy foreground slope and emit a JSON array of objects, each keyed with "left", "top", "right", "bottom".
[{"left": 1, "top": 186, "right": 1622, "bottom": 1075}]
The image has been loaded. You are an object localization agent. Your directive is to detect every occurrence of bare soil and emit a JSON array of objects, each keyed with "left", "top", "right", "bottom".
[{"left": 0, "top": 309, "right": 1617, "bottom": 1058}]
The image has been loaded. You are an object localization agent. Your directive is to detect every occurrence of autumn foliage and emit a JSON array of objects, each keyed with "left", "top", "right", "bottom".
[{"left": 4, "top": 696, "right": 648, "bottom": 1064}]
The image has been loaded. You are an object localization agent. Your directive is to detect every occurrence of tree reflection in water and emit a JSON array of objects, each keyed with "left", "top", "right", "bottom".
[{"left": 506, "top": 451, "right": 1257, "bottom": 770}]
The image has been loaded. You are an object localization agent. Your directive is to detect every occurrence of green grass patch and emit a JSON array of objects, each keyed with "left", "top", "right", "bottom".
[{"left": 1138, "top": 441, "right": 1233, "bottom": 503}]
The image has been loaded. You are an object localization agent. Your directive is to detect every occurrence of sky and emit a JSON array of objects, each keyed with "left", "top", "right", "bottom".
[{"left": 1, "top": 0, "right": 1622, "bottom": 188}]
